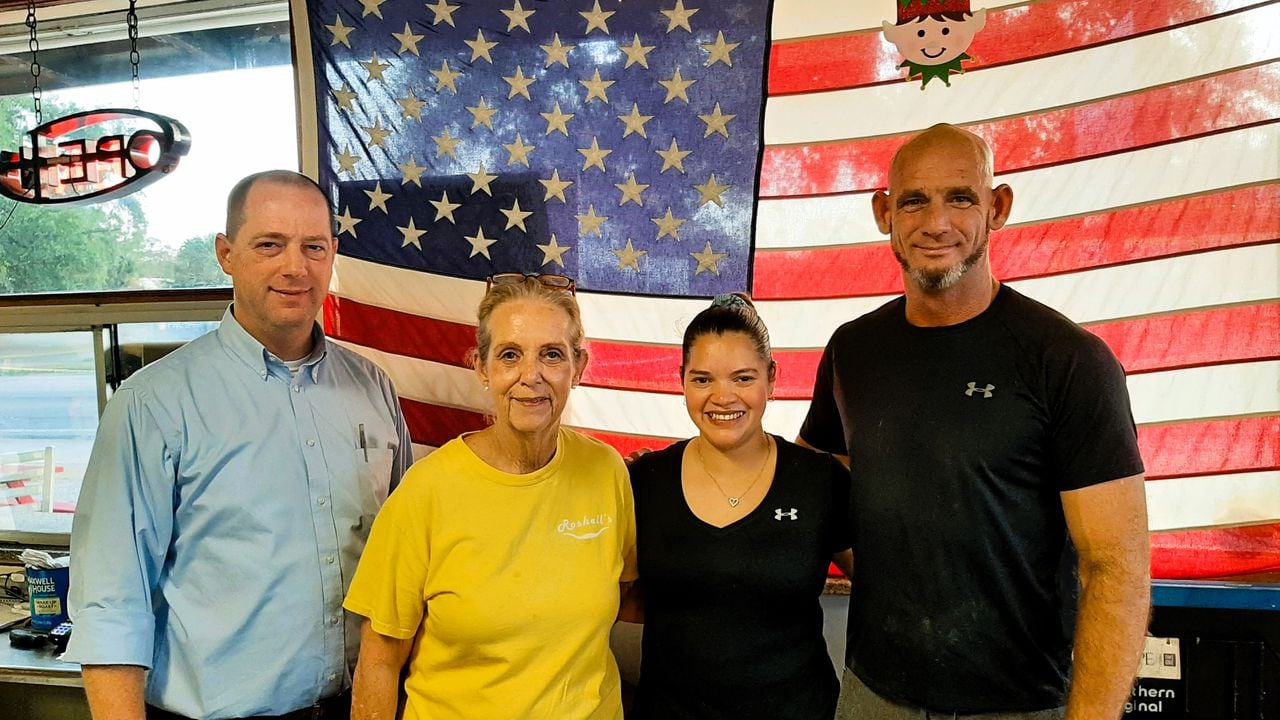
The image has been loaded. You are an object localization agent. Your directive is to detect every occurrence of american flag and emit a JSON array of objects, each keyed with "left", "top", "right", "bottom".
[{"left": 291, "top": 0, "right": 1280, "bottom": 580}]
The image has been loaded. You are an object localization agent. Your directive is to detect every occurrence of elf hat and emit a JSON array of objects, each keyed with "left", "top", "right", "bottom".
[{"left": 898, "top": 0, "right": 971, "bottom": 22}]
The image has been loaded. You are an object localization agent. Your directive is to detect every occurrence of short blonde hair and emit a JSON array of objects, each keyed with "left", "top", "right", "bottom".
[{"left": 473, "top": 277, "right": 585, "bottom": 366}]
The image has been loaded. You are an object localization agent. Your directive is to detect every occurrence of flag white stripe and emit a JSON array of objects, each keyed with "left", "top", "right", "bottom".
[
  {"left": 335, "top": 341, "right": 1278, "bottom": 439},
  {"left": 769, "top": 0, "right": 1026, "bottom": 40},
  {"left": 756, "top": 125, "right": 1280, "bottom": 250},
  {"left": 763, "top": 7, "right": 1279, "bottom": 145},
  {"left": 1126, "top": 361, "right": 1280, "bottom": 426},
  {"left": 1145, "top": 471, "right": 1280, "bottom": 533},
  {"left": 333, "top": 243, "right": 1279, "bottom": 347}
]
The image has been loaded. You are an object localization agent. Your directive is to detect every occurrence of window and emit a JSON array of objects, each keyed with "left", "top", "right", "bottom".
[{"left": 0, "top": 0, "right": 296, "bottom": 295}]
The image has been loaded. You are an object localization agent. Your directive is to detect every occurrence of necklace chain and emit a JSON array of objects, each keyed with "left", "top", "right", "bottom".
[{"left": 696, "top": 435, "right": 772, "bottom": 507}]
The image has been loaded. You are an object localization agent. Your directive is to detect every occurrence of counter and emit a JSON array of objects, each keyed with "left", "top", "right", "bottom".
[{"left": 0, "top": 628, "right": 89, "bottom": 720}]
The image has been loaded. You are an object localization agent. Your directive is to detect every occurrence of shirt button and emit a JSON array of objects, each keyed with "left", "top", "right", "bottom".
[
  {"left": 328, "top": 673, "right": 338, "bottom": 682},
  {"left": 326, "top": 555, "right": 335, "bottom": 564},
  {"left": 293, "top": 386, "right": 301, "bottom": 393},
  {"left": 330, "top": 616, "right": 340, "bottom": 625},
  {"left": 307, "top": 439, "right": 316, "bottom": 447},
  {"left": 317, "top": 497, "right": 328, "bottom": 506}
]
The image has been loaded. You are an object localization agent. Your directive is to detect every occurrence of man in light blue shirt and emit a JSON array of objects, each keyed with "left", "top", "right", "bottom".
[{"left": 66, "top": 170, "right": 413, "bottom": 720}]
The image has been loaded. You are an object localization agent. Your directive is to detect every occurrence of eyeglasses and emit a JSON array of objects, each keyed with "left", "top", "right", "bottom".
[{"left": 485, "top": 272, "right": 576, "bottom": 295}]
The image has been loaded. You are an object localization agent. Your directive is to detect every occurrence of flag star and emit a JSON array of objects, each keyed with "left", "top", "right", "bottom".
[
  {"left": 396, "top": 90, "right": 427, "bottom": 121},
  {"left": 397, "top": 217, "right": 427, "bottom": 250},
  {"left": 698, "top": 102, "right": 736, "bottom": 138},
  {"left": 701, "top": 31, "right": 740, "bottom": 67},
  {"left": 335, "top": 206, "right": 362, "bottom": 237},
  {"left": 579, "top": 69, "right": 614, "bottom": 104},
  {"left": 467, "top": 165, "right": 498, "bottom": 195},
  {"left": 432, "top": 59, "right": 463, "bottom": 94},
  {"left": 691, "top": 241, "right": 728, "bottom": 275},
  {"left": 464, "top": 226, "right": 498, "bottom": 259},
  {"left": 503, "top": 134, "right": 535, "bottom": 167},
  {"left": 326, "top": 15, "right": 354, "bottom": 48},
  {"left": 466, "top": 97, "right": 498, "bottom": 130},
  {"left": 430, "top": 190, "right": 461, "bottom": 223},
  {"left": 392, "top": 23, "right": 425, "bottom": 56},
  {"left": 500, "top": 198, "right": 534, "bottom": 232},
  {"left": 693, "top": 174, "right": 730, "bottom": 207},
  {"left": 335, "top": 145, "right": 360, "bottom": 174},
  {"left": 361, "top": 53, "right": 391, "bottom": 82},
  {"left": 658, "top": 67, "right": 696, "bottom": 103},
  {"left": 537, "top": 234, "right": 572, "bottom": 267},
  {"left": 579, "top": 0, "right": 614, "bottom": 34},
  {"left": 361, "top": 118, "right": 393, "bottom": 148},
  {"left": 504, "top": 66, "right": 536, "bottom": 100},
  {"left": 358, "top": 0, "right": 386, "bottom": 19},
  {"left": 577, "top": 137, "right": 612, "bottom": 172},
  {"left": 399, "top": 156, "right": 426, "bottom": 187},
  {"left": 364, "top": 181, "right": 392, "bottom": 213},
  {"left": 501, "top": 0, "right": 535, "bottom": 33},
  {"left": 614, "top": 173, "right": 649, "bottom": 206},
  {"left": 617, "top": 103, "right": 654, "bottom": 139},
  {"left": 652, "top": 207, "right": 687, "bottom": 240},
  {"left": 576, "top": 205, "right": 608, "bottom": 237},
  {"left": 661, "top": 0, "right": 699, "bottom": 32},
  {"left": 613, "top": 239, "right": 647, "bottom": 272},
  {"left": 332, "top": 84, "right": 358, "bottom": 111},
  {"left": 656, "top": 138, "right": 692, "bottom": 173},
  {"left": 433, "top": 127, "right": 461, "bottom": 158},
  {"left": 426, "top": 0, "right": 460, "bottom": 26},
  {"left": 620, "top": 34, "right": 656, "bottom": 69},
  {"left": 465, "top": 29, "right": 498, "bottom": 63},
  {"left": 539, "top": 168, "right": 574, "bottom": 203},
  {"left": 540, "top": 33, "right": 574, "bottom": 68},
  {"left": 540, "top": 102, "right": 574, "bottom": 136}
]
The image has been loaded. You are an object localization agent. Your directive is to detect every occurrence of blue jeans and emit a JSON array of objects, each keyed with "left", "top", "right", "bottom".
[{"left": 836, "top": 668, "right": 1067, "bottom": 720}]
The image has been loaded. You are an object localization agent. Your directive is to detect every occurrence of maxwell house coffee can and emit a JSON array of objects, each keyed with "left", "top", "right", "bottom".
[{"left": 26, "top": 565, "right": 70, "bottom": 631}]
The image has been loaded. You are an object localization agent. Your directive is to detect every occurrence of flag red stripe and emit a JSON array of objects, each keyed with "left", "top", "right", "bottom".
[
  {"left": 1150, "top": 522, "right": 1280, "bottom": 579},
  {"left": 754, "top": 186, "right": 1280, "bottom": 300},
  {"left": 401, "top": 397, "right": 487, "bottom": 448},
  {"left": 760, "top": 64, "right": 1280, "bottom": 198},
  {"left": 327, "top": 298, "right": 1279, "bottom": 398},
  {"left": 1088, "top": 303, "right": 1280, "bottom": 376},
  {"left": 766, "top": 0, "right": 1261, "bottom": 96},
  {"left": 1140, "top": 415, "right": 1280, "bottom": 480}
]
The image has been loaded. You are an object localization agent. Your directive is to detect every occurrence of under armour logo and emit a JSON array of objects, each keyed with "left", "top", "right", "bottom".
[
  {"left": 775, "top": 508, "right": 798, "bottom": 521},
  {"left": 965, "top": 382, "right": 995, "bottom": 398}
]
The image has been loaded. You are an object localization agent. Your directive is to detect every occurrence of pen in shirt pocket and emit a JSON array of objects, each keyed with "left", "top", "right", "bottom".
[{"left": 358, "top": 423, "right": 368, "bottom": 462}]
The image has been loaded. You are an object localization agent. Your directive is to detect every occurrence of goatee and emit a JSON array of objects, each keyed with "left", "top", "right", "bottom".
[{"left": 893, "top": 233, "right": 989, "bottom": 292}]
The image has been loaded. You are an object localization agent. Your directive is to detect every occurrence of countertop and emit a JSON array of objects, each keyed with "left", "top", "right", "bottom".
[{"left": 0, "top": 627, "right": 82, "bottom": 687}]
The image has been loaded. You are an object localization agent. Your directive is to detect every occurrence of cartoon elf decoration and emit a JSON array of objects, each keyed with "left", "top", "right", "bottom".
[{"left": 882, "top": 0, "right": 987, "bottom": 89}]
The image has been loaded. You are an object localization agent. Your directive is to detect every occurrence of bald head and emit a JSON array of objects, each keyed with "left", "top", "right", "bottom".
[{"left": 888, "top": 124, "right": 995, "bottom": 192}]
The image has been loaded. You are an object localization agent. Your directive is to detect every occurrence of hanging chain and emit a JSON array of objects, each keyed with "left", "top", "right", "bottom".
[
  {"left": 127, "top": 0, "right": 141, "bottom": 108},
  {"left": 26, "top": 0, "right": 41, "bottom": 124}
]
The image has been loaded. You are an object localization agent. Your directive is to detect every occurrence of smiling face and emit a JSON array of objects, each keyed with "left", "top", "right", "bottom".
[
  {"left": 872, "top": 126, "right": 1012, "bottom": 294},
  {"left": 682, "top": 331, "right": 775, "bottom": 454},
  {"left": 475, "top": 298, "right": 584, "bottom": 442},
  {"left": 215, "top": 180, "right": 336, "bottom": 359},
  {"left": 882, "top": 11, "right": 985, "bottom": 66}
]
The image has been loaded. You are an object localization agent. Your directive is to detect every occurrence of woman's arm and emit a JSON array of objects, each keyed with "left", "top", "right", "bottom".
[
  {"left": 352, "top": 620, "right": 414, "bottom": 720},
  {"left": 618, "top": 581, "right": 643, "bottom": 623}
]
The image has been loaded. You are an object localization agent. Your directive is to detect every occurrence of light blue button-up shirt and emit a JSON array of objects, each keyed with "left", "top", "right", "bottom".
[{"left": 66, "top": 307, "right": 412, "bottom": 719}]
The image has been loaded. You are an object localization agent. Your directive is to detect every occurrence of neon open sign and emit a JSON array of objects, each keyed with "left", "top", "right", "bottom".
[{"left": 0, "top": 108, "right": 190, "bottom": 205}]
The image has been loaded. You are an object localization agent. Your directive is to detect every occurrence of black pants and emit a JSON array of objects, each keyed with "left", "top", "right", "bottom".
[{"left": 146, "top": 690, "right": 351, "bottom": 720}]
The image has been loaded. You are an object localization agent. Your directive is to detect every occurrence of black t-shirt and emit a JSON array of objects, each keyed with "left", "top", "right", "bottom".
[
  {"left": 629, "top": 437, "right": 851, "bottom": 719},
  {"left": 799, "top": 285, "right": 1144, "bottom": 713}
]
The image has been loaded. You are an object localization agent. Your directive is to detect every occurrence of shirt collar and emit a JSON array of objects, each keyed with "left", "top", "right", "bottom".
[{"left": 217, "top": 305, "right": 329, "bottom": 382}]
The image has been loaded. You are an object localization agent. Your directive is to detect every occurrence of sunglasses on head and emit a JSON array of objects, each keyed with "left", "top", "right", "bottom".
[{"left": 485, "top": 272, "right": 577, "bottom": 295}]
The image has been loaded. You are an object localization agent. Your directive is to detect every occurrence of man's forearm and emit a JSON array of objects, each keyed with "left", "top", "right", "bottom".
[
  {"left": 82, "top": 665, "right": 147, "bottom": 720},
  {"left": 1065, "top": 558, "right": 1151, "bottom": 720}
]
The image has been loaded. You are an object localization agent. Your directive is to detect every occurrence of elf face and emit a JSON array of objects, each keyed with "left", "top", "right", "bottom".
[{"left": 883, "top": 10, "right": 986, "bottom": 67}]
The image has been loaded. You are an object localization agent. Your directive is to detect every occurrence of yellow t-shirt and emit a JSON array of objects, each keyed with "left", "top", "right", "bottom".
[{"left": 344, "top": 427, "right": 637, "bottom": 720}]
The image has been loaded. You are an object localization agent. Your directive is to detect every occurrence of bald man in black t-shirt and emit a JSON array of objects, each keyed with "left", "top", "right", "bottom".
[{"left": 798, "top": 124, "right": 1151, "bottom": 720}]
